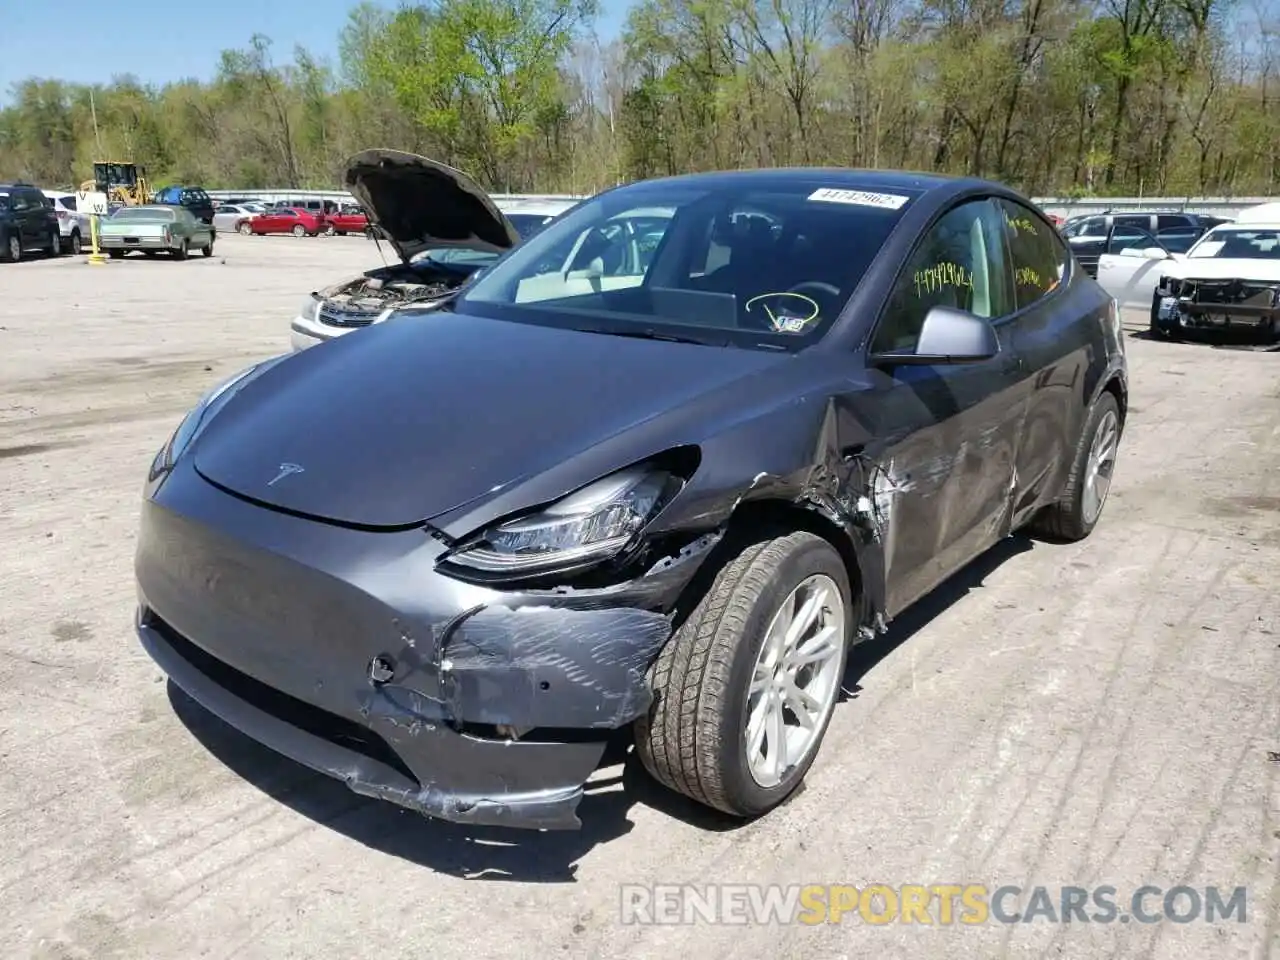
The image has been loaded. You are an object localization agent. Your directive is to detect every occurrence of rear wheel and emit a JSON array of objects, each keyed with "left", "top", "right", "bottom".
[
  {"left": 201, "top": 237, "right": 214, "bottom": 257},
  {"left": 635, "top": 530, "right": 850, "bottom": 819},
  {"left": 1028, "top": 391, "right": 1121, "bottom": 542},
  {"left": 46, "top": 229, "right": 60, "bottom": 256},
  {"left": 292, "top": 224, "right": 306, "bottom": 238},
  {"left": 68, "top": 230, "right": 82, "bottom": 256},
  {"left": 237, "top": 221, "right": 252, "bottom": 235},
  {"left": 173, "top": 239, "right": 189, "bottom": 260},
  {"left": 4, "top": 234, "right": 20, "bottom": 262}
]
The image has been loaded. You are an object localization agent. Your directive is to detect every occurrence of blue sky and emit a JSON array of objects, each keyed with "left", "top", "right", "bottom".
[{"left": 1, "top": 0, "right": 632, "bottom": 105}]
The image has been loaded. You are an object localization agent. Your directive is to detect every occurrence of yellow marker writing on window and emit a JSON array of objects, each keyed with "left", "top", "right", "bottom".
[{"left": 914, "top": 262, "right": 973, "bottom": 297}]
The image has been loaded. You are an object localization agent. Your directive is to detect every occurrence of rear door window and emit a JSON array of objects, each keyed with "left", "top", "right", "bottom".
[
  {"left": 999, "top": 199, "right": 1068, "bottom": 309},
  {"left": 1114, "top": 214, "right": 1152, "bottom": 230}
]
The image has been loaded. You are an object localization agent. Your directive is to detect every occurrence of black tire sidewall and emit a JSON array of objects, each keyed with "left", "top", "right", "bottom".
[
  {"left": 1066, "top": 392, "right": 1121, "bottom": 537},
  {"left": 716, "top": 535, "right": 850, "bottom": 816}
]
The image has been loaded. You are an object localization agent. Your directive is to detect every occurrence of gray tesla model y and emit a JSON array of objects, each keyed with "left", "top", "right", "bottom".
[{"left": 135, "top": 165, "right": 1128, "bottom": 831}]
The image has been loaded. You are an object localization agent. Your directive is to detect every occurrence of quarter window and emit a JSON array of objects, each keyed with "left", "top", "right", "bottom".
[
  {"left": 999, "top": 199, "right": 1068, "bottom": 309},
  {"left": 871, "top": 198, "right": 1012, "bottom": 354}
]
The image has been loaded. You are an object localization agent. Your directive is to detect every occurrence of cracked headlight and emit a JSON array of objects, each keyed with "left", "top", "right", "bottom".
[{"left": 445, "top": 464, "right": 683, "bottom": 577}]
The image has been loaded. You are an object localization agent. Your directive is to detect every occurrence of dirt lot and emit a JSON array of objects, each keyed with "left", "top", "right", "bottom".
[{"left": 0, "top": 234, "right": 1276, "bottom": 960}]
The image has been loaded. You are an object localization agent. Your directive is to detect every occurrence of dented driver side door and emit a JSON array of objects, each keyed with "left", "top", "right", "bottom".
[{"left": 845, "top": 197, "right": 1030, "bottom": 618}]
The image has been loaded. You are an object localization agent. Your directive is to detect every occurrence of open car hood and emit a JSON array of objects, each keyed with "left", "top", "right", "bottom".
[{"left": 343, "top": 149, "right": 521, "bottom": 264}]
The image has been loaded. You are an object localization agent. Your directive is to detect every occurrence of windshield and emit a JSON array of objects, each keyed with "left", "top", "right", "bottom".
[
  {"left": 113, "top": 207, "right": 173, "bottom": 221},
  {"left": 1188, "top": 228, "right": 1280, "bottom": 259},
  {"left": 413, "top": 213, "right": 556, "bottom": 269},
  {"left": 456, "top": 179, "right": 916, "bottom": 349}
]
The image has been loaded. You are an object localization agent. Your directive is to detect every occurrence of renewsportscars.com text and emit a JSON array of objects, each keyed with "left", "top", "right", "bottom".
[{"left": 619, "top": 883, "right": 1248, "bottom": 926}]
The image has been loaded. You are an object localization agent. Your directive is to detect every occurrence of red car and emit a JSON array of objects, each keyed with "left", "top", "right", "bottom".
[
  {"left": 325, "top": 206, "right": 369, "bottom": 236},
  {"left": 249, "top": 207, "right": 327, "bottom": 237}
]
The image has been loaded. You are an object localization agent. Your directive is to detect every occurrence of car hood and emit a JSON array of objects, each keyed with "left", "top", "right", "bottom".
[
  {"left": 343, "top": 149, "right": 521, "bottom": 264},
  {"left": 1165, "top": 258, "right": 1280, "bottom": 282},
  {"left": 191, "top": 315, "right": 788, "bottom": 529}
]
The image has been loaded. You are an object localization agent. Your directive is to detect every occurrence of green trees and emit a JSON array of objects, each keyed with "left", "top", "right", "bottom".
[{"left": 1, "top": 0, "right": 1276, "bottom": 196}]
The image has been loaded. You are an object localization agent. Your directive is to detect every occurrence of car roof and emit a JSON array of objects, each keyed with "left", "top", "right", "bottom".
[
  {"left": 1209, "top": 221, "right": 1280, "bottom": 230},
  {"left": 597, "top": 167, "right": 1031, "bottom": 215}
]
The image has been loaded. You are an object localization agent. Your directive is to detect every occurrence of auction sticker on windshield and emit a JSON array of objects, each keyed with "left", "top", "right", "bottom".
[{"left": 808, "top": 188, "right": 910, "bottom": 210}]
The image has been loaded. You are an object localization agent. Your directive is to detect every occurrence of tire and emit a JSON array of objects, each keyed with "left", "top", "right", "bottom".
[
  {"left": 292, "top": 224, "right": 306, "bottom": 238},
  {"left": 1028, "top": 391, "right": 1122, "bottom": 542},
  {"left": 324, "top": 223, "right": 336, "bottom": 236},
  {"left": 69, "top": 230, "right": 82, "bottom": 256},
  {"left": 108, "top": 249, "right": 124, "bottom": 259},
  {"left": 237, "top": 221, "right": 252, "bottom": 235},
  {"left": 201, "top": 238, "right": 214, "bottom": 257},
  {"left": 4, "top": 233, "right": 20, "bottom": 262},
  {"left": 635, "top": 530, "right": 851, "bottom": 819},
  {"left": 173, "top": 240, "right": 189, "bottom": 261},
  {"left": 46, "top": 228, "right": 60, "bottom": 256},
  {"left": 336, "top": 230, "right": 346, "bottom": 237}
]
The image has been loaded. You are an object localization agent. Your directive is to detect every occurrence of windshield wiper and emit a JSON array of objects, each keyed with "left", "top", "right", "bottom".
[{"left": 571, "top": 326, "right": 726, "bottom": 347}]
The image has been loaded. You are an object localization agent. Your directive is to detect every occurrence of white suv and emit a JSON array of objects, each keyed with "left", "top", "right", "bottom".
[{"left": 42, "top": 191, "right": 90, "bottom": 255}]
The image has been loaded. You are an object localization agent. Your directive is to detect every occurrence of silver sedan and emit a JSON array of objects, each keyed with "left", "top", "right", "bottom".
[{"left": 211, "top": 204, "right": 261, "bottom": 235}]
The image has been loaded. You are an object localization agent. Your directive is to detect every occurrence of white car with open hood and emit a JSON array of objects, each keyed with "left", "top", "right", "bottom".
[
  {"left": 290, "top": 149, "right": 580, "bottom": 351},
  {"left": 1095, "top": 221, "right": 1280, "bottom": 342}
]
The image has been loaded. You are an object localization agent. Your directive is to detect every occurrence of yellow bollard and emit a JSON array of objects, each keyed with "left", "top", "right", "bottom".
[{"left": 87, "top": 214, "right": 106, "bottom": 265}]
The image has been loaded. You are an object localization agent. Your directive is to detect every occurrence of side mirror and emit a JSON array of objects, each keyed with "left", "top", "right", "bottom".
[
  {"left": 871, "top": 306, "right": 1000, "bottom": 366},
  {"left": 1142, "top": 246, "right": 1171, "bottom": 260}
]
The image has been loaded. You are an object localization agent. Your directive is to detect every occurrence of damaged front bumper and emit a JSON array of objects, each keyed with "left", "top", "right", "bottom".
[
  {"left": 1154, "top": 279, "right": 1280, "bottom": 336},
  {"left": 135, "top": 461, "right": 714, "bottom": 829}
]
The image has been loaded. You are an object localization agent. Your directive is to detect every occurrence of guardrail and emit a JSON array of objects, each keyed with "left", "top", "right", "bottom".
[{"left": 206, "top": 188, "right": 1277, "bottom": 219}]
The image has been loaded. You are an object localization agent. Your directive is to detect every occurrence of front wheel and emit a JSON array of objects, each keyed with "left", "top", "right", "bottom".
[
  {"left": 1028, "top": 391, "right": 1122, "bottom": 542},
  {"left": 237, "top": 221, "right": 252, "bottom": 235},
  {"left": 201, "top": 238, "right": 214, "bottom": 257},
  {"left": 292, "top": 224, "right": 306, "bottom": 238},
  {"left": 68, "top": 230, "right": 82, "bottom": 256},
  {"left": 5, "top": 234, "right": 22, "bottom": 261},
  {"left": 635, "top": 530, "right": 851, "bottom": 819}
]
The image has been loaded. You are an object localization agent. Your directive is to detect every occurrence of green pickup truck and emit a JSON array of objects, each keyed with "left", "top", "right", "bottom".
[{"left": 99, "top": 205, "right": 215, "bottom": 259}]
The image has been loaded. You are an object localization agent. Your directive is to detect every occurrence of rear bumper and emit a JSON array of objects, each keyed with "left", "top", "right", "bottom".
[
  {"left": 135, "top": 461, "right": 711, "bottom": 829},
  {"left": 100, "top": 236, "right": 172, "bottom": 251}
]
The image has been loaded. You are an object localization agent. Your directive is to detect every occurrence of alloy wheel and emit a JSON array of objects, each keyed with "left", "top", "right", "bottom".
[
  {"left": 7, "top": 235, "right": 19, "bottom": 261},
  {"left": 1081, "top": 409, "right": 1119, "bottom": 525},
  {"left": 745, "top": 573, "right": 846, "bottom": 788}
]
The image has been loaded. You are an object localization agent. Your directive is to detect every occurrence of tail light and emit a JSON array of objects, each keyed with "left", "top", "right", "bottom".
[{"left": 56, "top": 210, "right": 69, "bottom": 221}]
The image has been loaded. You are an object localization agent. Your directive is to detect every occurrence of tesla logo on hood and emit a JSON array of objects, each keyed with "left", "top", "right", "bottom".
[{"left": 268, "top": 462, "right": 305, "bottom": 486}]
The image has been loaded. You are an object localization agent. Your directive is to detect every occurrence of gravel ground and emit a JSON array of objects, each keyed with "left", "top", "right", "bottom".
[{"left": 1, "top": 234, "right": 1276, "bottom": 960}]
